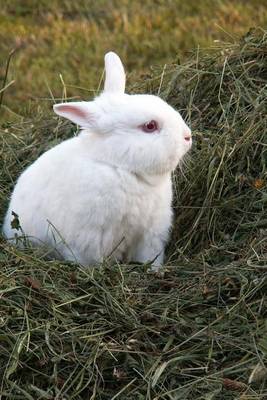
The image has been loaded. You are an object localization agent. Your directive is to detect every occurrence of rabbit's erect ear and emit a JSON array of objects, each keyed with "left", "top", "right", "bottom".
[
  {"left": 104, "top": 52, "right": 126, "bottom": 94},
  {"left": 53, "top": 102, "right": 96, "bottom": 127}
]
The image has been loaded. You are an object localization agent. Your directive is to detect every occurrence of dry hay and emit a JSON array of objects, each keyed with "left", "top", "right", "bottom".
[{"left": 0, "top": 28, "right": 266, "bottom": 399}]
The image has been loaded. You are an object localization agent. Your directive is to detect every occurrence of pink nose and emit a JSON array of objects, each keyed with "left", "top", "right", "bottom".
[{"left": 184, "top": 130, "right": 192, "bottom": 142}]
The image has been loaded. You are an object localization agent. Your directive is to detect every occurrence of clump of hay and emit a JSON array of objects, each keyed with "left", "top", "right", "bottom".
[{"left": 0, "top": 29, "right": 266, "bottom": 399}]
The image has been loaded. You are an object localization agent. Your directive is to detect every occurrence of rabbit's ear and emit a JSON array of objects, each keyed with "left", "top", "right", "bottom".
[
  {"left": 53, "top": 102, "right": 96, "bottom": 127},
  {"left": 104, "top": 52, "right": 126, "bottom": 94}
]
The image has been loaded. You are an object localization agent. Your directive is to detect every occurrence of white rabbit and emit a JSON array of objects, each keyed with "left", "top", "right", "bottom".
[{"left": 3, "top": 52, "right": 192, "bottom": 269}]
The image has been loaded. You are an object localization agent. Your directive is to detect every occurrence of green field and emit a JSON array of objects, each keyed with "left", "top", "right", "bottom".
[
  {"left": 0, "top": 1, "right": 267, "bottom": 399},
  {"left": 0, "top": 0, "right": 267, "bottom": 119}
]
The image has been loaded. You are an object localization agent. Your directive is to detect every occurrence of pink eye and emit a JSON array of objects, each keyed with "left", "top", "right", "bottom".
[{"left": 141, "top": 120, "right": 158, "bottom": 133}]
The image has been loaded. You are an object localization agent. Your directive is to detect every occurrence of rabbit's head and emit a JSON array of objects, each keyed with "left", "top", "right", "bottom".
[{"left": 54, "top": 52, "right": 192, "bottom": 175}]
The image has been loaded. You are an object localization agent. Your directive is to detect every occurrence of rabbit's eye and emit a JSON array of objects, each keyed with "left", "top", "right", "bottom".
[{"left": 141, "top": 120, "right": 158, "bottom": 133}]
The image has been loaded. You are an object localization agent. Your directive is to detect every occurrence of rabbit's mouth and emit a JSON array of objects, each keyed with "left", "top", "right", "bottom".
[{"left": 184, "top": 137, "right": 192, "bottom": 149}]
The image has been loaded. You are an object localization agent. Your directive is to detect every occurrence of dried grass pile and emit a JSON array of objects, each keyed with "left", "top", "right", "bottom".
[{"left": 0, "top": 29, "right": 266, "bottom": 399}]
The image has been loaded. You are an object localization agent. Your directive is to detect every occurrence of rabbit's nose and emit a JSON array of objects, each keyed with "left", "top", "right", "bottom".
[{"left": 184, "top": 129, "right": 192, "bottom": 142}]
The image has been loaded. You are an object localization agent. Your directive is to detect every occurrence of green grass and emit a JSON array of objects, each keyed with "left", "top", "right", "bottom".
[
  {"left": 0, "top": 27, "right": 266, "bottom": 399},
  {"left": 0, "top": 0, "right": 267, "bottom": 120}
]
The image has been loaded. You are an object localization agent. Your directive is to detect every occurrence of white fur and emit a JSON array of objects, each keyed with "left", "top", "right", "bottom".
[{"left": 3, "top": 52, "right": 192, "bottom": 269}]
